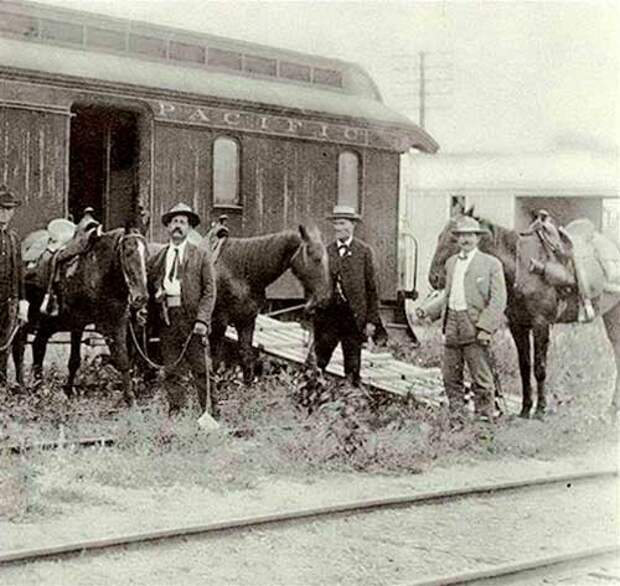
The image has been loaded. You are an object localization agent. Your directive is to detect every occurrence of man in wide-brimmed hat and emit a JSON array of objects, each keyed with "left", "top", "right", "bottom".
[
  {"left": 0, "top": 185, "right": 28, "bottom": 385},
  {"left": 313, "top": 204, "right": 381, "bottom": 386},
  {"left": 149, "top": 203, "right": 217, "bottom": 417},
  {"left": 418, "top": 216, "right": 506, "bottom": 423}
]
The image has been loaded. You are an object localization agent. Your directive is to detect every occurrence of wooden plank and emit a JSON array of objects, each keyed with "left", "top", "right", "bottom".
[{"left": 224, "top": 315, "right": 443, "bottom": 405}]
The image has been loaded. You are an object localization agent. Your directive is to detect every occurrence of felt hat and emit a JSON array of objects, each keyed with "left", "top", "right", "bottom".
[
  {"left": 161, "top": 203, "right": 200, "bottom": 228},
  {"left": 452, "top": 216, "right": 487, "bottom": 234},
  {"left": 0, "top": 185, "right": 21, "bottom": 209},
  {"left": 327, "top": 204, "right": 361, "bottom": 222}
]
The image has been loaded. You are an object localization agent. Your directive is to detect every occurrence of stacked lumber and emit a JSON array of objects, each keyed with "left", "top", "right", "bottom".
[{"left": 226, "top": 315, "right": 443, "bottom": 406}]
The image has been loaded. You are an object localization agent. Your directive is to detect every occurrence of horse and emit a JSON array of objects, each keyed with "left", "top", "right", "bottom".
[
  {"left": 428, "top": 208, "right": 620, "bottom": 419},
  {"left": 210, "top": 224, "right": 331, "bottom": 384},
  {"left": 12, "top": 220, "right": 149, "bottom": 405}
]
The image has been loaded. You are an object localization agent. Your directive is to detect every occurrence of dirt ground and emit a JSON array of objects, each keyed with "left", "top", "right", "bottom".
[{"left": 0, "top": 446, "right": 618, "bottom": 585}]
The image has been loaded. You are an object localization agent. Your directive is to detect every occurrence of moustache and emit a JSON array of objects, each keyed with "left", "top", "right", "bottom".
[{"left": 172, "top": 227, "right": 183, "bottom": 234}]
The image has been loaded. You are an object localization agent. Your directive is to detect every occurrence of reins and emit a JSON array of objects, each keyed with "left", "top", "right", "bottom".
[{"left": 128, "top": 319, "right": 194, "bottom": 370}]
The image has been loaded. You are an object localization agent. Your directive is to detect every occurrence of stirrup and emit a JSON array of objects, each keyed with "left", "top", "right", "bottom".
[{"left": 578, "top": 298, "right": 596, "bottom": 322}]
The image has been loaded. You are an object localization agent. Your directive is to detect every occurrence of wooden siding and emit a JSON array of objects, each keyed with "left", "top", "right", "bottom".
[
  {"left": 151, "top": 123, "right": 215, "bottom": 241},
  {"left": 0, "top": 105, "right": 67, "bottom": 236},
  {"left": 360, "top": 150, "right": 400, "bottom": 300}
]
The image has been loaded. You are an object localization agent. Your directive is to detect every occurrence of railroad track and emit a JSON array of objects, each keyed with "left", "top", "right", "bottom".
[
  {"left": 0, "top": 467, "right": 616, "bottom": 581},
  {"left": 409, "top": 545, "right": 619, "bottom": 585}
]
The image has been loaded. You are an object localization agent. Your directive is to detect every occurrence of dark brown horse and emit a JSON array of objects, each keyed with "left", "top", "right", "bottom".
[
  {"left": 428, "top": 209, "right": 620, "bottom": 418},
  {"left": 210, "top": 225, "right": 331, "bottom": 384},
  {"left": 13, "top": 221, "right": 149, "bottom": 404}
]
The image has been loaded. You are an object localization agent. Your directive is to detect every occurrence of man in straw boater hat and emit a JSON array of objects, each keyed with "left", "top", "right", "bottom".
[
  {"left": 418, "top": 216, "right": 507, "bottom": 423},
  {"left": 313, "top": 204, "right": 381, "bottom": 386},
  {"left": 0, "top": 185, "right": 28, "bottom": 386},
  {"left": 149, "top": 203, "right": 217, "bottom": 421}
]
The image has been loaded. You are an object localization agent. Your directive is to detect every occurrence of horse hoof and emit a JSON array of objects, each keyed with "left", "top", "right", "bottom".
[
  {"left": 518, "top": 409, "right": 531, "bottom": 419},
  {"left": 534, "top": 409, "right": 545, "bottom": 421}
]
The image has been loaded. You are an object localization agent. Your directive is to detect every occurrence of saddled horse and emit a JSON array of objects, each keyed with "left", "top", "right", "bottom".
[
  {"left": 13, "top": 220, "right": 149, "bottom": 404},
  {"left": 428, "top": 208, "right": 620, "bottom": 419},
  {"left": 210, "top": 224, "right": 331, "bottom": 384}
]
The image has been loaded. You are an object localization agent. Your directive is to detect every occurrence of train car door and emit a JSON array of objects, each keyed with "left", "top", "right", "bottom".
[{"left": 69, "top": 104, "right": 140, "bottom": 228}]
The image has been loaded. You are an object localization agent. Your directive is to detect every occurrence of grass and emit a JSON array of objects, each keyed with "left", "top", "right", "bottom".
[{"left": 0, "top": 317, "right": 617, "bottom": 521}]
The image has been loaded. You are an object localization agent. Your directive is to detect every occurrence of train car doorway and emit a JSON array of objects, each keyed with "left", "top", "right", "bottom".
[{"left": 69, "top": 104, "right": 140, "bottom": 228}]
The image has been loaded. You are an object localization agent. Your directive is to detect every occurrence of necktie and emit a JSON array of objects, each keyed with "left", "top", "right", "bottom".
[
  {"left": 338, "top": 241, "right": 349, "bottom": 257},
  {"left": 458, "top": 252, "right": 468, "bottom": 261},
  {"left": 168, "top": 248, "right": 179, "bottom": 281}
]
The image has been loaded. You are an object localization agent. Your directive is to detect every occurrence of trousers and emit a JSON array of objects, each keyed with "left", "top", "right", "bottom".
[
  {"left": 314, "top": 302, "right": 363, "bottom": 386},
  {"left": 160, "top": 307, "right": 212, "bottom": 414},
  {"left": 0, "top": 299, "right": 12, "bottom": 384},
  {"left": 442, "top": 309, "right": 495, "bottom": 417}
]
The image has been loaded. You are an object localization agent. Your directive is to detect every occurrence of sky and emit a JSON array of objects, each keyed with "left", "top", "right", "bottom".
[{"left": 31, "top": 0, "right": 620, "bottom": 155}]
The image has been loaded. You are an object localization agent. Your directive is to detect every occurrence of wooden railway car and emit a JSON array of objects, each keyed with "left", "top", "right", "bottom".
[{"left": 0, "top": 0, "right": 438, "bottom": 303}]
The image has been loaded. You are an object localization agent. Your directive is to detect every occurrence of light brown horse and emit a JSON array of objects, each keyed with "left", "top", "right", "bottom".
[
  {"left": 428, "top": 208, "right": 620, "bottom": 419},
  {"left": 210, "top": 225, "right": 331, "bottom": 384}
]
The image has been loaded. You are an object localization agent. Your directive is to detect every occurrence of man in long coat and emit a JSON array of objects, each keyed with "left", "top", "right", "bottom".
[
  {"left": 0, "top": 185, "right": 28, "bottom": 385},
  {"left": 314, "top": 204, "right": 381, "bottom": 386},
  {"left": 149, "top": 203, "right": 217, "bottom": 415},
  {"left": 419, "top": 216, "right": 507, "bottom": 421}
]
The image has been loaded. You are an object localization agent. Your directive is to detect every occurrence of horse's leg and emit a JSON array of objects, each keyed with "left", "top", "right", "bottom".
[
  {"left": 236, "top": 320, "right": 257, "bottom": 385},
  {"left": 532, "top": 322, "right": 550, "bottom": 419},
  {"left": 602, "top": 301, "right": 620, "bottom": 417},
  {"left": 209, "top": 318, "right": 227, "bottom": 372},
  {"left": 31, "top": 323, "right": 53, "bottom": 381},
  {"left": 64, "top": 329, "right": 83, "bottom": 398},
  {"left": 11, "top": 326, "right": 27, "bottom": 388},
  {"left": 509, "top": 321, "right": 533, "bottom": 418},
  {"left": 103, "top": 322, "right": 136, "bottom": 407}
]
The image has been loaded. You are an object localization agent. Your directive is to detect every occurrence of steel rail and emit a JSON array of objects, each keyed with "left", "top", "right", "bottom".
[
  {"left": 408, "top": 544, "right": 620, "bottom": 585},
  {"left": 0, "top": 468, "right": 615, "bottom": 566}
]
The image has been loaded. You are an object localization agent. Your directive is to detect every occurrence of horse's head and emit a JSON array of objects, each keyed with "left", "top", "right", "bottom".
[
  {"left": 290, "top": 224, "right": 331, "bottom": 314},
  {"left": 428, "top": 214, "right": 461, "bottom": 290},
  {"left": 117, "top": 224, "right": 149, "bottom": 324}
]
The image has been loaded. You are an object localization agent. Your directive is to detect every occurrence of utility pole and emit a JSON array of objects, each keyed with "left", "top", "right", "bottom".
[{"left": 418, "top": 51, "right": 426, "bottom": 129}]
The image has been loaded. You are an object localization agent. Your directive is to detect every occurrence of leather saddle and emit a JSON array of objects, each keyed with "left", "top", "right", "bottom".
[{"left": 23, "top": 209, "right": 101, "bottom": 315}]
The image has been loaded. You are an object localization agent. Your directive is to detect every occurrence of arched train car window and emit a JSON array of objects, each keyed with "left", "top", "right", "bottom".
[
  {"left": 338, "top": 151, "right": 360, "bottom": 211},
  {"left": 213, "top": 137, "right": 240, "bottom": 206}
]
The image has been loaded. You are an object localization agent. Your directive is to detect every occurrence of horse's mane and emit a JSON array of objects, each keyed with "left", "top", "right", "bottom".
[
  {"left": 475, "top": 215, "right": 519, "bottom": 256},
  {"left": 221, "top": 230, "right": 301, "bottom": 281}
]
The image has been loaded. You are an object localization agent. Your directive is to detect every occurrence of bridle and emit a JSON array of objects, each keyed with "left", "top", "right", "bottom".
[{"left": 117, "top": 231, "right": 148, "bottom": 309}]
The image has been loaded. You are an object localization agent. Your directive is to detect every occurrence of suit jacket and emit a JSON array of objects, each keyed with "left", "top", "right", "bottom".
[
  {"left": 326, "top": 237, "right": 380, "bottom": 331},
  {"left": 148, "top": 241, "right": 216, "bottom": 326},
  {"left": 441, "top": 249, "right": 507, "bottom": 334},
  {"left": 0, "top": 229, "right": 25, "bottom": 301}
]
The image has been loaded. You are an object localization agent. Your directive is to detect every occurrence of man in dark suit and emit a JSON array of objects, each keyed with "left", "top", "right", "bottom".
[
  {"left": 418, "top": 217, "right": 507, "bottom": 421},
  {"left": 314, "top": 205, "right": 381, "bottom": 386},
  {"left": 0, "top": 185, "right": 28, "bottom": 386},
  {"left": 149, "top": 203, "right": 217, "bottom": 416}
]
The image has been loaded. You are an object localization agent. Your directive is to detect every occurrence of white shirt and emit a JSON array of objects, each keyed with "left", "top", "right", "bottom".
[
  {"left": 337, "top": 235, "right": 353, "bottom": 257},
  {"left": 163, "top": 239, "right": 188, "bottom": 296},
  {"left": 448, "top": 248, "right": 476, "bottom": 311}
]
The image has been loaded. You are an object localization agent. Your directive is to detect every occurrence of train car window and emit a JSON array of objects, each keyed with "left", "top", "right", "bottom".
[
  {"left": 338, "top": 151, "right": 360, "bottom": 212},
  {"left": 213, "top": 137, "right": 240, "bottom": 207}
]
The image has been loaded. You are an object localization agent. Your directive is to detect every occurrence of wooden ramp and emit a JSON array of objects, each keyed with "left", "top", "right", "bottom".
[{"left": 225, "top": 315, "right": 444, "bottom": 407}]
